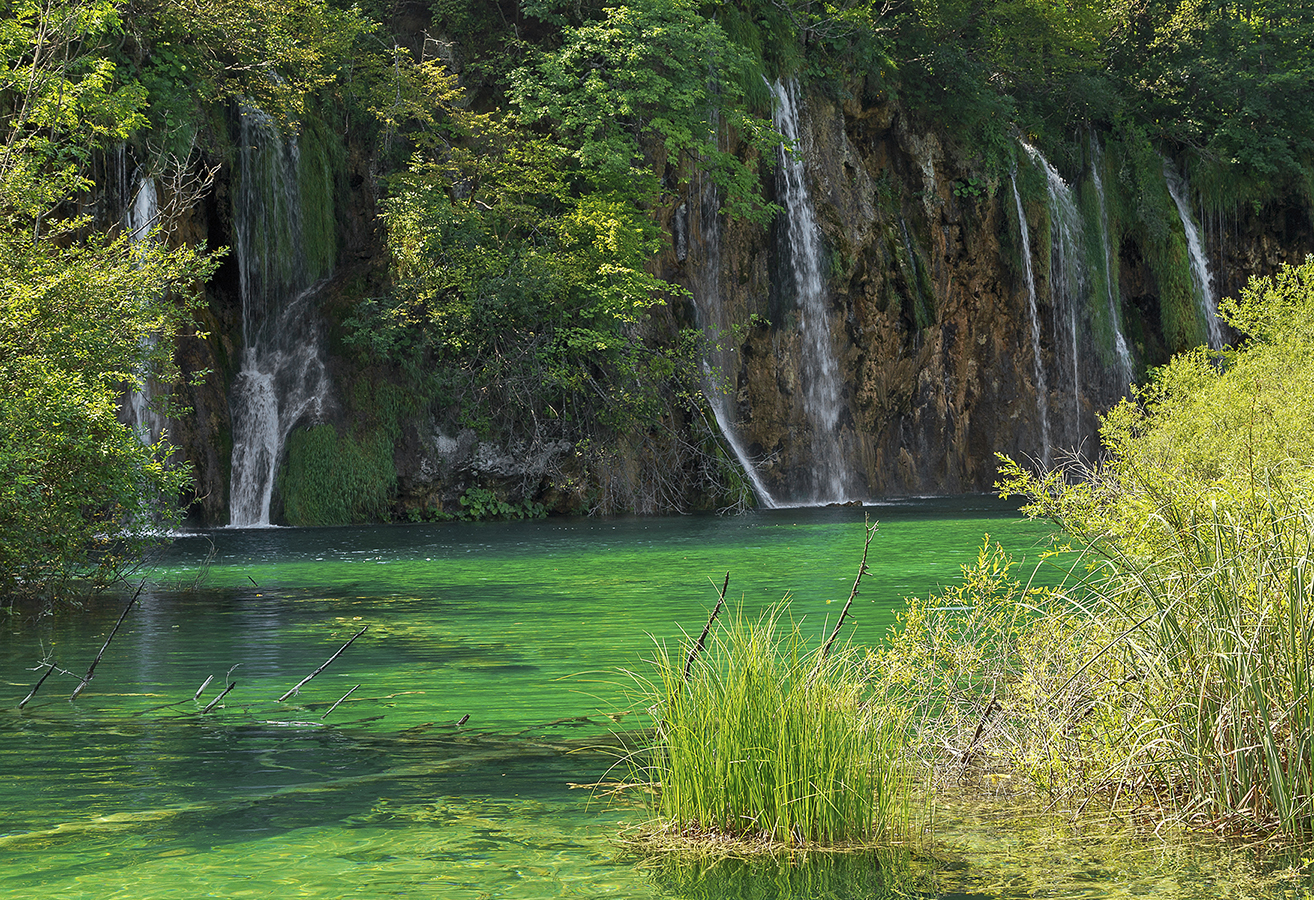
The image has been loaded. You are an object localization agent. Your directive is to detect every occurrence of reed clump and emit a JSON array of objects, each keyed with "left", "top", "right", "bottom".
[
  {"left": 628, "top": 604, "right": 909, "bottom": 853},
  {"left": 886, "top": 508, "right": 1314, "bottom": 839}
]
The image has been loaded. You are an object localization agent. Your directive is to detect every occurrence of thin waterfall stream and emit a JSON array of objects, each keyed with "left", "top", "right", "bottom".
[
  {"left": 228, "top": 106, "right": 332, "bottom": 527},
  {"left": 1022, "top": 143, "right": 1087, "bottom": 450},
  {"left": 1164, "top": 158, "right": 1225, "bottom": 349},
  {"left": 1010, "top": 171, "right": 1052, "bottom": 467},
  {"left": 1090, "top": 137, "right": 1135, "bottom": 389},
  {"left": 771, "top": 78, "right": 850, "bottom": 504},
  {"left": 122, "top": 174, "right": 168, "bottom": 448},
  {"left": 687, "top": 119, "right": 778, "bottom": 508}
]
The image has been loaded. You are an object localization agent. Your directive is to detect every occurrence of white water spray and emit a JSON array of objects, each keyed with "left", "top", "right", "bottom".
[
  {"left": 771, "top": 78, "right": 850, "bottom": 504},
  {"left": 1163, "top": 159, "right": 1224, "bottom": 349}
]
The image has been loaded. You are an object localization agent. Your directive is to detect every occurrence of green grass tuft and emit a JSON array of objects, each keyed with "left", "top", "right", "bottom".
[{"left": 629, "top": 604, "right": 909, "bottom": 850}]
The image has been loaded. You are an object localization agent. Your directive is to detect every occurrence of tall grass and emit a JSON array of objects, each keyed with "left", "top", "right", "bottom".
[
  {"left": 887, "top": 499, "right": 1314, "bottom": 839},
  {"left": 631, "top": 604, "right": 909, "bottom": 849},
  {"left": 1074, "top": 498, "right": 1314, "bottom": 836}
]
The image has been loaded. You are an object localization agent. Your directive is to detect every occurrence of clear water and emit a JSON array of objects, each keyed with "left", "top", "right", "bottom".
[{"left": 1, "top": 502, "right": 1299, "bottom": 898}]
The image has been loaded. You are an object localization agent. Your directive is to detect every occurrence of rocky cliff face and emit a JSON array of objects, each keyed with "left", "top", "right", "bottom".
[
  {"left": 660, "top": 82, "right": 1314, "bottom": 503},
  {"left": 154, "top": 81, "right": 1314, "bottom": 524}
]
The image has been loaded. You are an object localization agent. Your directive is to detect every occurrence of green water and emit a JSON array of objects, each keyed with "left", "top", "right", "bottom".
[{"left": 0, "top": 501, "right": 1302, "bottom": 899}]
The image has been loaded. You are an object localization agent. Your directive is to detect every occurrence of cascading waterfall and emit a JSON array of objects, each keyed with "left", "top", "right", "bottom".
[
  {"left": 687, "top": 146, "right": 778, "bottom": 508},
  {"left": 1022, "top": 143, "right": 1087, "bottom": 449},
  {"left": 1010, "top": 172, "right": 1052, "bottom": 467},
  {"left": 228, "top": 106, "right": 332, "bottom": 527},
  {"left": 771, "top": 78, "right": 850, "bottom": 504},
  {"left": 122, "top": 174, "right": 169, "bottom": 448},
  {"left": 1090, "top": 138, "right": 1135, "bottom": 389},
  {"left": 1163, "top": 159, "right": 1225, "bottom": 349}
]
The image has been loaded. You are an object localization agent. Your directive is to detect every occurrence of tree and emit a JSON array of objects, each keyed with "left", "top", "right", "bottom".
[{"left": 0, "top": 0, "right": 216, "bottom": 599}]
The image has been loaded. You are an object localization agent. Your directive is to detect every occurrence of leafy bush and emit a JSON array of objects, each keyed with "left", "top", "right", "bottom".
[
  {"left": 0, "top": 233, "right": 214, "bottom": 598},
  {"left": 896, "top": 258, "right": 1314, "bottom": 837}
]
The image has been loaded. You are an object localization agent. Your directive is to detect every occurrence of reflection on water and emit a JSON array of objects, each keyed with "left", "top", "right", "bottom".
[{"left": 2, "top": 503, "right": 1306, "bottom": 898}]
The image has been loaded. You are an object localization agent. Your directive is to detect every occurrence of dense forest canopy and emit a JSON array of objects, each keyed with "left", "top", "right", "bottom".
[{"left": 2, "top": 0, "right": 1313, "bottom": 594}]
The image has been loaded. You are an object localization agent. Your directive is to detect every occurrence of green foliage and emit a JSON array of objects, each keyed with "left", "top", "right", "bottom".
[
  {"left": 878, "top": 539, "right": 1083, "bottom": 793},
  {"left": 1108, "top": 1, "right": 1314, "bottom": 203},
  {"left": 455, "top": 487, "right": 546, "bottom": 521},
  {"left": 0, "top": 232, "right": 215, "bottom": 597},
  {"left": 1001, "top": 258, "right": 1314, "bottom": 557},
  {"left": 631, "top": 603, "right": 908, "bottom": 848},
  {"left": 0, "top": 0, "right": 218, "bottom": 598},
  {"left": 344, "top": 51, "right": 720, "bottom": 507},
  {"left": 0, "top": 0, "right": 147, "bottom": 222},
  {"left": 952, "top": 258, "right": 1314, "bottom": 836},
  {"left": 133, "top": 0, "right": 375, "bottom": 122},
  {"left": 511, "top": 0, "right": 780, "bottom": 221},
  {"left": 279, "top": 424, "right": 396, "bottom": 526}
]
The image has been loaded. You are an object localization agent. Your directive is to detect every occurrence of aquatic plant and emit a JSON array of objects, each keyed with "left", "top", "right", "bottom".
[{"left": 628, "top": 592, "right": 909, "bottom": 851}]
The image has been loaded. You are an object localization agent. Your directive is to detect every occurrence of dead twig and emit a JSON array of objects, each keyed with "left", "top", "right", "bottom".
[
  {"left": 683, "top": 573, "right": 729, "bottom": 682},
  {"left": 817, "top": 518, "right": 878, "bottom": 666},
  {"left": 70, "top": 581, "right": 146, "bottom": 701},
  {"left": 278, "top": 626, "right": 368, "bottom": 702}
]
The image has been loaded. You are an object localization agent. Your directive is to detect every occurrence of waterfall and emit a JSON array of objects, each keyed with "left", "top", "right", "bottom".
[
  {"left": 122, "top": 175, "right": 169, "bottom": 448},
  {"left": 1010, "top": 172, "right": 1052, "bottom": 467},
  {"left": 1021, "top": 143, "right": 1089, "bottom": 451},
  {"left": 1163, "top": 159, "right": 1224, "bottom": 349},
  {"left": 228, "top": 106, "right": 332, "bottom": 527},
  {"left": 687, "top": 152, "right": 778, "bottom": 508},
  {"left": 771, "top": 78, "right": 850, "bottom": 504},
  {"left": 1090, "top": 138, "right": 1135, "bottom": 389}
]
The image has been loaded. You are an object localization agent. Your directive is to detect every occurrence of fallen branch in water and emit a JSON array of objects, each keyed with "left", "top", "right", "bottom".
[
  {"left": 320, "top": 684, "right": 360, "bottom": 719},
  {"left": 816, "top": 518, "right": 878, "bottom": 667},
  {"left": 18, "top": 661, "right": 57, "bottom": 709},
  {"left": 193, "top": 675, "right": 214, "bottom": 701},
  {"left": 202, "top": 682, "right": 236, "bottom": 714},
  {"left": 683, "top": 573, "right": 729, "bottom": 682},
  {"left": 278, "top": 626, "right": 368, "bottom": 702},
  {"left": 71, "top": 581, "right": 146, "bottom": 701}
]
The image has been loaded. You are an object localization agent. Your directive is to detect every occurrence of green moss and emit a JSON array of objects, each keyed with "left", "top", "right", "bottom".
[
  {"left": 279, "top": 424, "right": 395, "bottom": 526},
  {"left": 1152, "top": 230, "right": 1207, "bottom": 353},
  {"left": 297, "top": 113, "right": 341, "bottom": 282}
]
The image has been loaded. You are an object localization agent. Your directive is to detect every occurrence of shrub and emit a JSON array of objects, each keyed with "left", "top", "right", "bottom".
[{"left": 914, "top": 259, "right": 1314, "bottom": 838}]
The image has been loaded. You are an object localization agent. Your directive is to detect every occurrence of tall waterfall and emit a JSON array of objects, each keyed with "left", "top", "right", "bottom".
[
  {"left": 1010, "top": 172, "right": 1051, "bottom": 467},
  {"left": 1163, "top": 159, "right": 1224, "bottom": 349},
  {"left": 1090, "top": 138, "right": 1135, "bottom": 389},
  {"left": 228, "top": 106, "right": 332, "bottom": 527},
  {"left": 122, "top": 175, "right": 169, "bottom": 448},
  {"left": 1022, "top": 143, "right": 1088, "bottom": 450},
  {"left": 687, "top": 155, "right": 778, "bottom": 508},
  {"left": 771, "top": 78, "right": 850, "bottom": 504}
]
